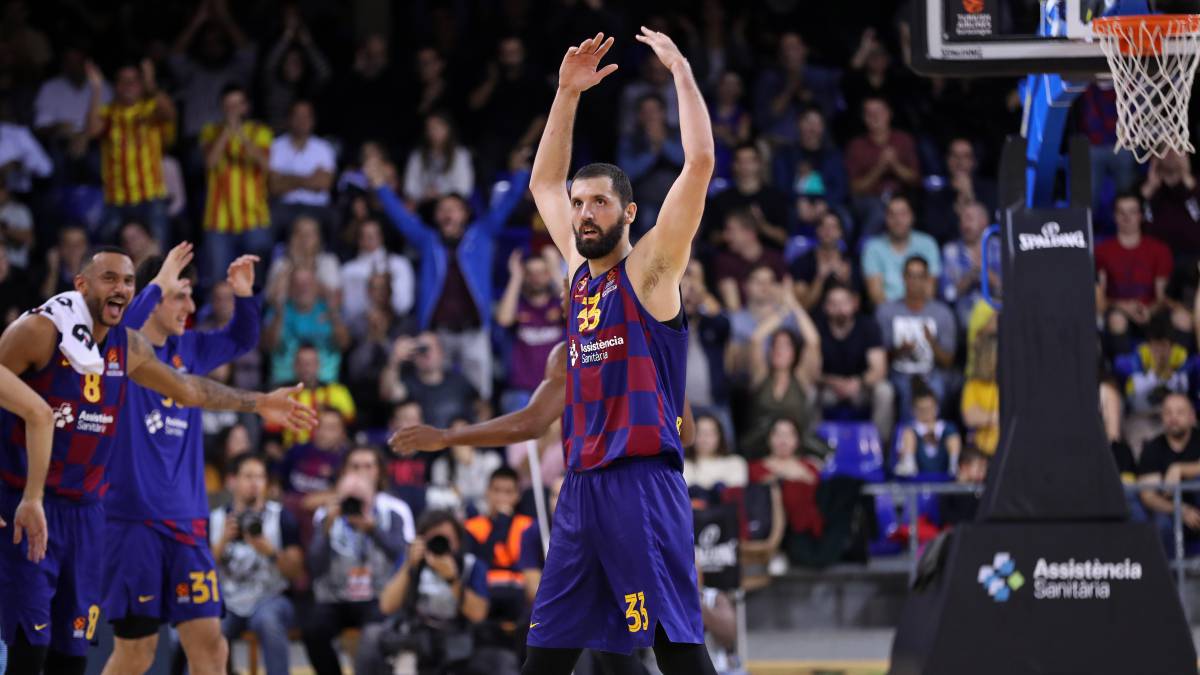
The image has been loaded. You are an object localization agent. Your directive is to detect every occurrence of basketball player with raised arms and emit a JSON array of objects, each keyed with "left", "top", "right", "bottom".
[
  {"left": 518, "top": 28, "right": 717, "bottom": 674},
  {"left": 0, "top": 245, "right": 316, "bottom": 675}
]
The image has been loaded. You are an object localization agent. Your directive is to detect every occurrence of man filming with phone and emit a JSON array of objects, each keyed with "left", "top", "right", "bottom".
[
  {"left": 305, "top": 445, "right": 416, "bottom": 675},
  {"left": 211, "top": 452, "right": 305, "bottom": 675}
]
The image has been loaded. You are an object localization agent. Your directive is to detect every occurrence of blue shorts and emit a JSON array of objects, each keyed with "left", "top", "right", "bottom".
[
  {"left": 102, "top": 520, "right": 223, "bottom": 626},
  {"left": 0, "top": 492, "right": 104, "bottom": 656},
  {"left": 527, "top": 457, "right": 704, "bottom": 654}
]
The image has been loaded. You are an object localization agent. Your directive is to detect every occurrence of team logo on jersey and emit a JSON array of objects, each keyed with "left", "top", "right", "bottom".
[
  {"left": 53, "top": 402, "right": 74, "bottom": 429},
  {"left": 145, "top": 409, "right": 164, "bottom": 434},
  {"left": 569, "top": 339, "right": 578, "bottom": 367},
  {"left": 171, "top": 354, "right": 187, "bottom": 372},
  {"left": 72, "top": 616, "right": 85, "bottom": 638},
  {"left": 176, "top": 583, "right": 191, "bottom": 603},
  {"left": 602, "top": 269, "right": 619, "bottom": 298},
  {"left": 106, "top": 347, "right": 123, "bottom": 376}
]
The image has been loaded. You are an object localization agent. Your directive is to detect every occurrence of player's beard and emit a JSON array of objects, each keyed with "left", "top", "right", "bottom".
[
  {"left": 87, "top": 292, "right": 126, "bottom": 327},
  {"left": 574, "top": 217, "right": 625, "bottom": 259}
]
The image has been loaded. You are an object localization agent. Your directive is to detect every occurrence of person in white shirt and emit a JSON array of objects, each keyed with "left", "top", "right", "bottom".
[
  {"left": 340, "top": 218, "right": 415, "bottom": 333},
  {"left": 684, "top": 412, "right": 748, "bottom": 493},
  {"left": 34, "top": 46, "right": 110, "bottom": 161},
  {"left": 402, "top": 111, "right": 474, "bottom": 206},
  {"left": 269, "top": 98, "right": 336, "bottom": 230},
  {"left": 0, "top": 121, "right": 51, "bottom": 193}
]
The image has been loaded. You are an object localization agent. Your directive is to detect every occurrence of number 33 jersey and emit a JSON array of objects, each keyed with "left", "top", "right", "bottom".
[
  {"left": 0, "top": 323, "right": 128, "bottom": 503},
  {"left": 563, "top": 258, "right": 688, "bottom": 472}
]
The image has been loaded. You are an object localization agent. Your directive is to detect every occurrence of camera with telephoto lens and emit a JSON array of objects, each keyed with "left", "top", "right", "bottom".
[
  {"left": 341, "top": 495, "right": 363, "bottom": 517},
  {"left": 426, "top": 535, "right": 451, "bottom": 556},
  {"left": 237, "top": 510, "right": 263, "bottom": 538}
]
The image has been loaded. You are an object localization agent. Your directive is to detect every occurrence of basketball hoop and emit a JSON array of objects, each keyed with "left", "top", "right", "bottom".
[{"left": 1093, "top": 14, "right": 1200, "bottom": 162}]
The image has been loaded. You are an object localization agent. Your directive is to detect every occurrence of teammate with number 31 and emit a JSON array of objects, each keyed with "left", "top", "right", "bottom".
[
  {"left": 0, "top": 244, "right": 315, "bottom": 675},
  {"left": 521, "top": 28, "right": 717, "bottom": 674}
]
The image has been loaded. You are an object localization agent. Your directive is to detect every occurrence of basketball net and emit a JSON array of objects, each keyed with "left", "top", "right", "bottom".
[{"left": 1093, "top": 15, "right": 1200, "bottom": 162}]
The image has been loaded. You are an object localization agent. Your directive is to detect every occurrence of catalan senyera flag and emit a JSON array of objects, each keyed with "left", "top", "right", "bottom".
[{"left": 199, "top": 120, "right": 273, "bottom": 234}]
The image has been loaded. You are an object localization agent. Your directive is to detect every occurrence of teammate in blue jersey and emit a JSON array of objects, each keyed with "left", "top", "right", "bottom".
[
  {"left": 0, "top": 244, "right": 316, "bottom": 675},
  {"left": 100, "top": 249, "right": 262, "bottom": 675},
  {"left": 518, "top": 28, "right": 717, "bottom": 674}
]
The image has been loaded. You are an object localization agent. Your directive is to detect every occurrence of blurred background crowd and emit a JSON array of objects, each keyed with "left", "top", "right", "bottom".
[{"left": 0, "top": 0, "right": 1198, "bottom": 672}]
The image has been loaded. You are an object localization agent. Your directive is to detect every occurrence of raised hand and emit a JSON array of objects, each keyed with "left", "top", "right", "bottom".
[
  {"left": 257, "top": 384, "right": 318, "bottom": 431},
  {"left": 153, "top": 242, "right": 195, "bottom": 296},
  {"left": 634, "top": 26, "right": 686, "bottom": 72},
  {"left": 85, "top": 60, "right": 104, "bottom": 90},
  {"left": 226, "top": 255, "right": 259, "bottom": 297},
  {"left": 557, "top": 32, "right": 618, "bottom": 93}
]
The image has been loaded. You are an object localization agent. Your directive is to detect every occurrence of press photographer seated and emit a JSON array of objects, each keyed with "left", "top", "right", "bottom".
[
  {"left": 304, "top": 446, "right": 416, "bottom": 675},
  {"left": 356, "top": 510, "right": 496, "bottom": 675}
]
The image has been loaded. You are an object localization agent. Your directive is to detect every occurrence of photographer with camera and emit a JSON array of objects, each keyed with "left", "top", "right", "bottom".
[
  {"left": 304, "top": 445, "right": 416, "bottom": 675},
  {"left": 210, "top": 453, "right": 305, "bottom": 675},
  {"left": 356, "top": 509, "right": 498, "bottom": 675}
]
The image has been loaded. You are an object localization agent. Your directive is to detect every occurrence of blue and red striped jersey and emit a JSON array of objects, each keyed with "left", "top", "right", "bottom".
[
  {"left": 0, "top": 323, "right": 128, "bottom": 502},
  {"left": 562, "top": 258, "right": 688, "bottom": 471}
]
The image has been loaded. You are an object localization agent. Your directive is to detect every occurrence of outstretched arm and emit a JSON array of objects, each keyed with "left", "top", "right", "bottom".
[
  {"left": 126, "top": 328, "right": 317, "bottom": 430},
  {"left": 531, "top": 33, "right": 619, "bottom": 274},
  {"left": 627, "top": 27, "right": 715, "bottom": 319},
  {"left": 391, "top": 343, "right": 568, "bottom": 453}
]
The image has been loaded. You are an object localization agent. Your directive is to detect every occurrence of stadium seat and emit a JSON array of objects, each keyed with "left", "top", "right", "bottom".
[{"left": 816, "top": 422, "right": 885, "bottom": 483}]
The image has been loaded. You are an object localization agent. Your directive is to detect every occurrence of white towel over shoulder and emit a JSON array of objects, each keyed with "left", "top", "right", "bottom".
[{"left": 22, "top": 291, "right": 103, "bottom": 375}]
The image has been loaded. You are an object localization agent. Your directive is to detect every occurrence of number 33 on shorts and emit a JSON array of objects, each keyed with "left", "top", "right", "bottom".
[{"left": 624, "top": 591, "right": 648, "bottom": 632}]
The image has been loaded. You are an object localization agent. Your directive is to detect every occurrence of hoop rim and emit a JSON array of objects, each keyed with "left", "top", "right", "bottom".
[{"left": 1092, "top": 14, "right": 1200, "bottom": 56}]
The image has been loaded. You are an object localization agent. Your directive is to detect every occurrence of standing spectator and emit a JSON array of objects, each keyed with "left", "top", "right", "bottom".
[
  {"left": 430, "top": 424, "right": 505, "bottom": 516},
  {"left": 753, "top": 32, "right": 840, "bottom": 145},
  {"left": 712, "top": 208, "right": 787, "bottom": 310},
  {"left": 876, "top": 256, "right": 958, "bottom": 416},
  {"left": 1142, "top": 150, "right": 1200, "bottom": 262},
  {"left": 467, "top": 35, "right": 548, "bottom": 186},
  {"left": 340, "top": 218, "right": 416, "bottom": 335},
  {"left": 403, "top": 111, "right": 474, "bottom": 206},
  {"left": 940, "top": 201, "right": 998, "bottom": 327},
  {"left": 741, "top": 296, "right": 822, "bottom": 458},
  {"left": 357, "top": 510, "right": 490, "bottom": 675},
  {"left": 369, "top": 155, "right": 531, "bottom": 400},
  {"left": 463, "top": 467, "right": 533, "bottom": 624},
  {"left": 211, "top": 453, "right": 304, "bottom": 675},
  {"left": 842, "top": 29, "right": 909, "bottom": 133},
  {"left": 704, "top": 143, "right": 791, "bottom": 248},
  {"left": 961, "top": 300, "right": 1000, "bottom": 455},
  {"left": 1097, "top": 193, "right": 1172, "bottom": 337},
  {"left": 845, "top": 97, "right": 920, "bottom": 239},
  {"left": 791, "top": 212, "right": 858, "bottom": 310},
  {"left": 260, "top": 8, "right": 332, "bottom": 132},
  {"left": 924, "top": 139, "right": 997, "bottom": 244},
  {"left": 409, "top": 46, "right": 452, "bottom": 136},
  {"left": 495, "top": 250, "right": 564, "bottom": 412},
  {"left": 862, "top": 194, "right": 941, "bottom": 306},
  {"left": 773, "top": 107, "right": 849, "bottom": 212},
  {"left": 816, "top": 282, "right": 894, "bottom": 442},
  {"left": 1137, "top": 393, "right": 1200, "bottom": 553},
  {"left": 0, "top": 182, "right": 34, "bottom": 268},
  {"left": 269, "top": 99, "right": 336, "bottom": 229},
  {"left": 1079, "top": 84, "right": 1137, "bottom": 210},
  {"left": 894, "top": 381, "right": 961, "bottom": 478},
  {"left": 331, "top": 35, "right": 402, "bottom": 152},
  {"left": 199, "top": 84, "right": 273, "bottom": 287},
  {"left": 170, "top": 0, "right": 257, "bottom": 140},
  {"left": 34, "top": 45, "right": 108, "bottom": 154},
  {"left": 85, "top": 60, "right": 175, "bottom": 244},
  {"left": 380, "top": 332, "right": 481, "bottom": 429},
  {"left": 0, "top": 104, "right": 50, "bottom": 194},
  {"left": 39, "top": 223, "right": 88, "bottom": 298},
  {"left": 709, "top": 71, "right": 751, "bottom": 181},
  {"left": 263, "top": 265, "right": 350, "bottom": 386},
  {"left": 617, "top": 94, "right": 684, "bottom": 236},
  {"left": 305, "top": 446, "right": 414, "bottom": 675}
]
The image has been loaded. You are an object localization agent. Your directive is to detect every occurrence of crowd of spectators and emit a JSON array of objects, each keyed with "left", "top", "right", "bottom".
[{"left": 4, "top": 0, "right": 1200, "bottom": 672}]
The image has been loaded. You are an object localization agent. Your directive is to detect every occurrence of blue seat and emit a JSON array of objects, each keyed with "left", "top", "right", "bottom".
[
  {"left": 869, "top": 490, "right": 907, "bottom": 556},
  {"left": 816, "top": 422, "right": 885, "bottom": 483}
]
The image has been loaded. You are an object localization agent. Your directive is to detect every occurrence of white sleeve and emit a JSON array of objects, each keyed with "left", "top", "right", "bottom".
[
  {"left": 390, "top": 255, "right": 416, "bottom": 315},
  {"left": 17, "top": 127, "right": 51, "bottom": 177}
]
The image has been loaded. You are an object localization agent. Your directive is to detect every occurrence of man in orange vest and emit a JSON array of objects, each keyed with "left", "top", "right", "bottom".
[{"left": 464, "top": 466, "right": 533, "bottom": 625}]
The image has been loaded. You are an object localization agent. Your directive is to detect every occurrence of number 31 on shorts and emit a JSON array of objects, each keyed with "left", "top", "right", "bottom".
[{"left": 624, "top": 591, "right": 648, "bottom": 633}]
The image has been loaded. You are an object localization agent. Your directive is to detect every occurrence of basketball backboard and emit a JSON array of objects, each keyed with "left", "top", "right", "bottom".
[{"left": 911, "top": 0, "right": 1121, "bottom": 76}]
